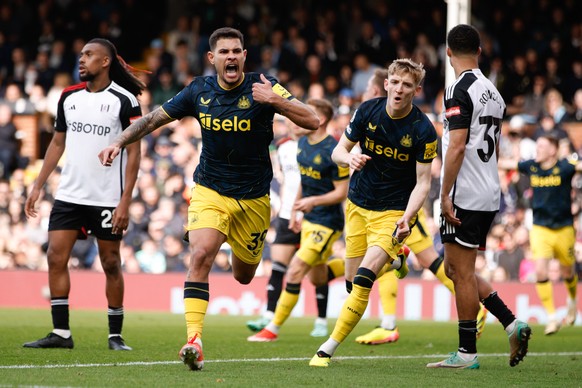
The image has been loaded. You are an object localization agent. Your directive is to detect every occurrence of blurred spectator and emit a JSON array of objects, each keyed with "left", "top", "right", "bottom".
[
  {"left": 151, "top": 68, "right": 181, "bottom": 108},
  {"left": 211, "top": 248, "right": 232, "bottom": 273},
  {"left": 135, "top": 238, "right": 166, "bottom": 274},
  {"left": 0, "top": 104, "right": 19, "bottom": 179},
  {"left": 162, "top": 234, "right": 188, "bottom": 272},
  {"left": 350, "top": 52, "right": 379, "bottom": 101},
  {"left": 496, "top": 231, "right": 525, "bottom": 281},
  {"left": 565, "top": 89, "right": 582, "bottom": 122}
]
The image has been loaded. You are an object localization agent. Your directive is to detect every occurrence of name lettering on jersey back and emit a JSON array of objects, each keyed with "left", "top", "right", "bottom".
[
  {"left": 479, "top": 89, "right": 504, "bottom": 109},
  {"left": 531, "top": 174, "right": 561, "bottom": 187},
  {"left": 70, "top": 122, "right": 111, "bottom": 136},
  {"left": 199, "top": 112, "right": 251, "bottom": 132},
  {"left": 364, "top": 137, "right": 410, "bottom": 161}
]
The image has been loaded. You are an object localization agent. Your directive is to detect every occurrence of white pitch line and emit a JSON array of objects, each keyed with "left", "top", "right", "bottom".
[{"left": 1, "top": 352, "right": 581, "bottom": 370}]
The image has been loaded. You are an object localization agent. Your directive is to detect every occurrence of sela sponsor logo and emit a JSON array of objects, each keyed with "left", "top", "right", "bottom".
[
  {"left": 199, "top": 112, "right": 251, "bottom": 132},
  {"left": 364, "top": 137, "right": 410, "bottom": 161},
  {"left": 445, "top": 106, "right": 461, "bottom": 118},
  {"left": 69, "top": 121, "right": 111, "bottom": 136}
]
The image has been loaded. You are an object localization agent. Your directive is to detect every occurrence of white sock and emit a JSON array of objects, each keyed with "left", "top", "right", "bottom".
[
  {"left": 265, "top": 322, "right": 280, "bottom": 335},
  {"left": 318, "top": 338, "right": 340, "bottom": 357},
  {"left": 505, "top": 319, "right": 517, "bottom": 334},
  {"left": 53, "top": 329, "right": 71, "bottom": 339},
  {"left": 263, "top": 310, "right": 274, "bottom": 320},
  {"left": 381, "top": 315, "right": 396, "bottom": 330},
  {"left": 314, "top": 317, "right": 327, "bottom": 326}
]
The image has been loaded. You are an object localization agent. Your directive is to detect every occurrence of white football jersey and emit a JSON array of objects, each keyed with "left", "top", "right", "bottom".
[
  {"left": 54, "top": 81, "right": 141, "bottom": 207},
  {"left": 442, "top": 69, "right": 506, "bottom": 212},
  {"left": 276, "top": 137, "right": 301, "bottom": 220}
]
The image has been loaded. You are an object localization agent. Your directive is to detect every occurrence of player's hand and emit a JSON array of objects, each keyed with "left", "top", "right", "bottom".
[
  {"left": 24, "top": 187, "right": 41, "bottom": 219},
  {"left": 349, "top": 153, "right": 371, "bottom": 171},
  {"left": 294, "top": 197, "right": 316, "bottom": 214},
  {"left": 252, "top": 74, "right": 274, "bottom": 104},
  {"left": 99, "top": 145, "right": 122, "bottom": 167},
  {"left": 440, "top": 194, "right": 461, "bottom": 226},
  {"left": 289, "top": 212, "right": 303, "bottom": 234},
  {"left": 111, "top": 206, "right": 129, "bottom": 235},
  {"left": 394, "top": 217, "right": 411, "bottom": 243}
]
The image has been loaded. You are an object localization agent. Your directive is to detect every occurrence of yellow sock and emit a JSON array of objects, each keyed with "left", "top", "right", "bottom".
[
  {"left": 327, "top": 258, "right": 345, "bottom": 279},
  {"left": 272, "top": 287, "right": 300, "bottom": 326},
  {"left": 184, "top": 298, "right": 209, "bottom": 339},
  {"left": 536, "top": 280, "right": 555, "bottom": 317},
  {"left": 330, "top": 268, "right": 374, "bottom": 343},
  {"left": 435, "top": 262, "right": 454, "bottom": 293},
  {"left": 378, "top": 271, "right": 398, "bottom": 315},
  {"left": 564, "top": 274, "right": 578, "bottom": 301}
]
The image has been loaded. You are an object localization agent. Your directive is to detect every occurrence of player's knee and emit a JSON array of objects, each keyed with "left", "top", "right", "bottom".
[{"left": 101, "top": 256, "right": 122, "bottom": 275}]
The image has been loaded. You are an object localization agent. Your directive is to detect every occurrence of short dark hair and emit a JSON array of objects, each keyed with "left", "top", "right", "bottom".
[
  {"left": 209, "top": 27, "right": 244, "bottom": 51},
  {"left": 447, "top": 24, "right": 480, "bottom": 55},
  {"left": 306, "top": 98, "right": 334, "bottom": 124}
]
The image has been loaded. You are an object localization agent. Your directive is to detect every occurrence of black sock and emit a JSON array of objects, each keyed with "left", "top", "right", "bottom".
[
  {"left": 482, "top": 291, "right": 516, "bottom": 329},
  {"left": 345, "top": 280, "right": 352, "bottom": 294},
  {"left": 51, "top": 297, "right": 69, "bottom": 330},
  {"left": 315, "top": 285, "right": 329, "bottom": 319},
  {"left": 108, "top": 306, "right": 124, "bottom": 336},
  {"left": 458, "top": 320, "right": 477, "bottom": 354},
  {"left": 267, "top": 262, "right": 287, "bottom": 312}
]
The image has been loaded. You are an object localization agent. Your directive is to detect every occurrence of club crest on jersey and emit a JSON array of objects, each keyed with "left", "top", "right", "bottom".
[
  {"left": 237, "top": 96, "right": 251, "bottom": 109},
  {"left": 368, "top": 122, "right": 377, "bottom": 132},
  {"left": 200, "top": 97, "right": 211, "bottom": 106},
  {"left": 552, "top": 166, "right": 560, "bottom": 174},
  {"left": 445, "top": 106, "right": 461, "bottom": 118},
  {"left": 313, "top": 154, "right": 322, "bottom": 165},
  {"left": 400, "top": 134, "right": 412, "bottom": 147}
]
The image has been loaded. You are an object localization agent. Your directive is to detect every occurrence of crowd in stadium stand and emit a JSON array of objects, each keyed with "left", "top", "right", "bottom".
[{"left": 0, "top": 0, "right": 582, "bottom": 282}]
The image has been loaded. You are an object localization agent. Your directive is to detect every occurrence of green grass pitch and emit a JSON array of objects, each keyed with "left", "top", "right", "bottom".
[{"left": 0, "top": 308, "right": 580, "bottom": 387}]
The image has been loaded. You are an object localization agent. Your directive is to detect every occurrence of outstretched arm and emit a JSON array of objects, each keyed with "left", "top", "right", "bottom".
[{"left": 99, "top": 107, "right": 174, "bottom": 166}]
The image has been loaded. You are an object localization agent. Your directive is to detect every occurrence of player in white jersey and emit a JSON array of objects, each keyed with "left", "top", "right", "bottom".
[
  {"left": 427, "top": 24, "right": 531, "bottom": 370},
  {"left": 23, "top": 38, "right": 146, "bottom": 351}
]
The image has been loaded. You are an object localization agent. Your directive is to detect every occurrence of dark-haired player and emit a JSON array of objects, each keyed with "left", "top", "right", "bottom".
[
  {"left": 500, "top": 134, "right": 579, "bottom": 336},
  {"left": 427, "top": 24, "right": 530, "bottom": 369},
  {"left": 98, "top": 27, "right": 319, "bottom": 370},
  {"left": 24, "top": 38, "right": 146, "bottom": 351}
]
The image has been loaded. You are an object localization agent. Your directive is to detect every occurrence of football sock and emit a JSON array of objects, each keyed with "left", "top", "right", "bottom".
[
  {"left": 272, "top": 283, "right": 301, "bottom": 327},
  {"left": 345, "top": 280, "right": 352, "bottom": 294},
  {"left": 378, "top": 271, "right": 398, "bottom": 324},
  {"left": 184, "top": 281, "right": 209, "bottom": 339},
  {"left": 315, "top": 285, "right": 329, "bottom": 319},
  {"left": 535, "top": 279, "right": 555, "bottom": 317},
  {"left": 564, "top": 274, "right": 578, "bottom": 301},
  {"left": 327, "top": 258, "right": 345, "bottom": 279},
  {"left": 330, "top": 267, "right": 375, "bottom": 343},
  {"left": 430, "top": 256, "right": 454, "bottom": 292},
  {"left": 51, "top": 297, "right": 70, "bottom": 334},
  {"left": 266, "top": 261, "right": 287, "bottom": 312},
  {"left": 458, "top": 319, "right": 478, "bottom": 354},
  {"left": 108, "top": 306, "right": 124, "bottom": 336},
  {"left": 481, "top": 291, "right": 516, "bottom": 329},
  {"left": 318, "top": 337, "right": 340, "bottom": 357}
]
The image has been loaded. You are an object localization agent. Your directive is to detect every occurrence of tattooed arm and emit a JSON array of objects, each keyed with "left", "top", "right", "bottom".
[{"left": 98, "top": 107, "right": 174, "bottom": 166}]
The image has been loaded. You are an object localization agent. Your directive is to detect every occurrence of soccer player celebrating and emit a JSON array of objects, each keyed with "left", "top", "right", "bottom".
[
  {"left": 23, "top": 38, "right": 145, "bottom": 351},
  {"left": 499, "top": 135, "right": 579, "bottom": 335},
  {"left": 247, "top": 98, "right": 348, "bottom": 343},
  {"left": 310, "top": 58, "right": 437, "bottom": 367},
  {"left": 427, "top": 24, "right": 530, "bottom": 369},
  {"left": 354, "top": 68, "right": 487, "bottom": 345},
  {"left": 98, "top": 27, "right": 319, "bottom": 371}
]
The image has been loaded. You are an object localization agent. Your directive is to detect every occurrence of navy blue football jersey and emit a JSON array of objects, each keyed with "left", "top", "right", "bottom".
[
  {"left": 162, "top": 73, "right": 294, "bottom": 199},
  {"left": 518, "top": 158, "right": 576, "bottom": 228},
  {"left": 345, "top": 98, "right": 437, "bottom": 211},
  {"left": 297, "top": 135, "right": 349, "bottom": 230}
]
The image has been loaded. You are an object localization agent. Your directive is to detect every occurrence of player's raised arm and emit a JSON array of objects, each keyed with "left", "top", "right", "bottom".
[
  {"left": 99, "top": 107, "right": 174, "bottom": 166},
  {"left": 252, "top": 73, "right": 319, "bottom": 131}
]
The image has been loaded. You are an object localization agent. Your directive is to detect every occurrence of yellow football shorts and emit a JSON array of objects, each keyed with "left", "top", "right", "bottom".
[
  {"left": 295, "top": 219, "right": 342, "bottom": 267},
  {"left": 404, "top": 208, "right": 434, "bottom": 254},
  {"left": 344, "top": 199, "right": 417, "bottom": 260},
  {"left": 530, "top": 224, "right": 575, "bottom": 266},
  {"left": 186, "top": 184, "right": 270, "bottom": 265}
]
